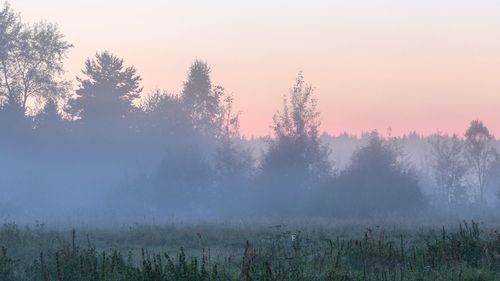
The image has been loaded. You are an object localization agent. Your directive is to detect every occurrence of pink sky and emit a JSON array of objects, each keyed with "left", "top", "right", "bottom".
[{"left": 13, "top": 0, "right": 500, "bottom": 137}]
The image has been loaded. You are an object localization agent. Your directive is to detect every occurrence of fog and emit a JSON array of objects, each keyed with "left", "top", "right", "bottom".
[{"left": 1, "top": 3, "right": 499, "bottom": 227}]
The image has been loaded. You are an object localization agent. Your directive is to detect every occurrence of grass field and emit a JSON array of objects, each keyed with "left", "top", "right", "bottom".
[{"left": 0, "top": 220, "right": 499, "bottom": 281}]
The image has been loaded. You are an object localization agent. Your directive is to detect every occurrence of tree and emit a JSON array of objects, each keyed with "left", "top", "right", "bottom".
[
  {"left": 180, "top": 60, "right": 223, "bottom": 135},
  {"left": 0, "top": 3, "right": 71, "bottom": 141},
  {"left": 16, "top": 22, "right": 72, "bottom": 110},
  {"left": 0, "top": 2, "right": 21, "bottom": 108},
  {"left": 331, "top": 133, "right": 425, "bottom": 216},
  {"left": 35, "top": 98, "right": 65, "bottom": 133},
  {"left": 215, "top": 95, "right": 254, "bottom": 181},
  {"left": 207, "top": 95, "right": 254, "bottom": 215},
  {"left": 463, "top": 120, "right": 498, "bottom": 206},
  {"left": 0, "top": 3, "right": 72, "bottom": 114},
  {"left": 258, "top": 72, "right": 331, "bottom": 213},
  {"left": 70, "top": 51, "right": 142, "bottom": 127},
  {"left": 0, "top": 93, "right": 30, "bottom": 142},
  {"left": 262, "top": 72, "right": 331, "bottom": 181},
  {"left": 140, "top": 89, "right": 192, "bottom": 136},
  {"left": 429, "top": 132, "right": 468, "bottom": 205}
]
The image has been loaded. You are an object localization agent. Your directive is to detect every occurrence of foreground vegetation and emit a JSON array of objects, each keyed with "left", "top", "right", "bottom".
[{"left": 0, "top": 221, "right": 498, "bottom": 281}]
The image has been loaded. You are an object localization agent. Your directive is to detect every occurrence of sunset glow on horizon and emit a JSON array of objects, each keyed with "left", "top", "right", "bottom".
[{"left": 14, "top": 0, "right": 500, "bottom": 137}]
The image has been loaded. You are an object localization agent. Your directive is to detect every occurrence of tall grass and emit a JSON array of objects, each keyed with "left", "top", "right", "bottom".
[{"left": 0, "top": 221, "right": 498, "bottom": 280}]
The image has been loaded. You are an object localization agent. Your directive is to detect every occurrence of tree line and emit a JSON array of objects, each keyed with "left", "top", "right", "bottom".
[{"left": 0, "top": 3, "right": 499, "bottom": 220}]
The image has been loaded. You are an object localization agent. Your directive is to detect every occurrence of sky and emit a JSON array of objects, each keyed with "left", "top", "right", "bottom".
[{"left": 12, "top": 0, "right": 500, "bottom": 137}]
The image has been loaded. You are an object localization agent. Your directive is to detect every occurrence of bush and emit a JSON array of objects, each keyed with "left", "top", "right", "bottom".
[{"left": 327, "top": 133, "right": 426, "bottom": 216}]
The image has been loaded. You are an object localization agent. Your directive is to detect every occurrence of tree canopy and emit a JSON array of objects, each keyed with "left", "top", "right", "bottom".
[
  {"left": 70, "top": 51, "right": 142, "bottom": 126},
  {"left": 0, "top": 3, "right": 71, "bottom": 114}
]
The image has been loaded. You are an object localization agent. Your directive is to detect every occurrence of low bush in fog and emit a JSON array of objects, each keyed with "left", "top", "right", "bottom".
[{"left": 325, "top": 133, "right": 426, "bottom": 217}]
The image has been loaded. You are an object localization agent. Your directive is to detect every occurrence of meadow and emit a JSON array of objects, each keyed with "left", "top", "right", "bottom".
[{"left": 0, "top": 220, "right": 498, "bottom": 281}]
